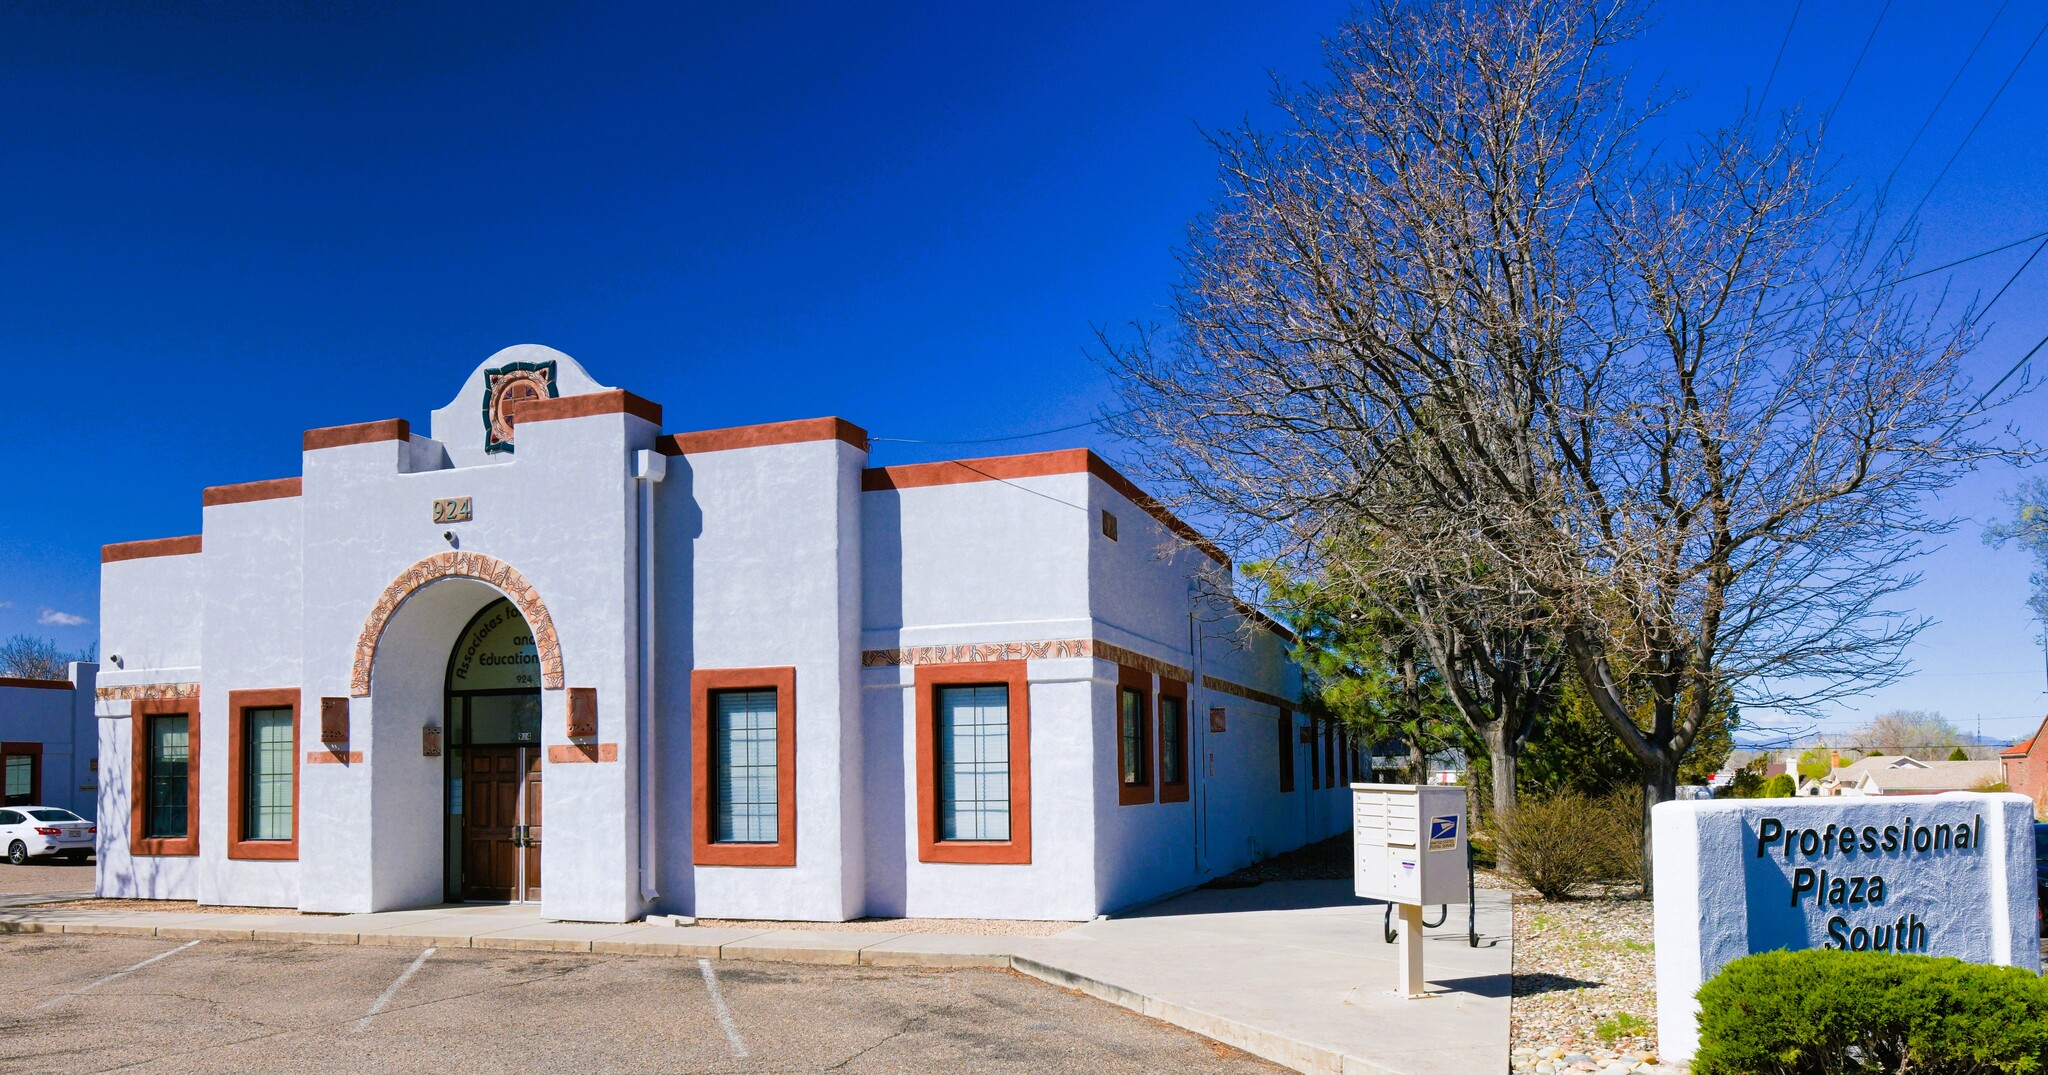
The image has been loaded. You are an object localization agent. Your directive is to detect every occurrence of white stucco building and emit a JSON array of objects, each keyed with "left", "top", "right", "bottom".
[{"left": 93, "top": 346, "right": 1354, "bottom": 923}]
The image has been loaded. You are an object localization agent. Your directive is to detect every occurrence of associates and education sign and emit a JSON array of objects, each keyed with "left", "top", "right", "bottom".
[{"left": 1652, "top": 794, "right": 2039, "bottom": 1063}]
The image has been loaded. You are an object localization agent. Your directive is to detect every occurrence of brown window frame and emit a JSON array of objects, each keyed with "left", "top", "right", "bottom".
[
  {"left": 1276, "top": 708, "right": 1295, "bottom": 793},
  {"left": 227, "top": 688, "right": 300, "bottom": 861},
  {"left": 916, "top": 660, "right": 1033, "bottom": 864},
  {"left": 1157, "top": 678, "right": 1189, "bottom": 804},
  {"left": 1116, "top": 665, "right": 1154, "bottom": 806},
  {"left": 130, "top": 695, "right": 200, "bottom": 857},
  {"left": 1, "top": 742, "right": 41, "bottom": 807},
  {"left": 690, "top": 667, "right": 798, "bottom": 867}
]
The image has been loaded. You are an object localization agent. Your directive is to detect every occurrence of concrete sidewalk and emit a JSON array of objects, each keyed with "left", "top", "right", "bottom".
[{"left": 0, "top": 880, "right": 1508, "bottom": 1075}]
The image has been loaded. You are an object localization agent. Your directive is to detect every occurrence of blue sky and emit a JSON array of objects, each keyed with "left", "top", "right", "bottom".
[{"left": 1, "top": 1, "right": 2044, "bottom": 743}]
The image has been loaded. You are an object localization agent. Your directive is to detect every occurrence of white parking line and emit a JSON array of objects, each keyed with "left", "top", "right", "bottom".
[
  {"left": 353, "top": 947, "right": 437, "bottom": 1033},
  {"left": 698, "top": 958, "right": 749, "bottom": 1058},
  {"left": 38, "top": 939, "right": 200, "bottom": 1009}
]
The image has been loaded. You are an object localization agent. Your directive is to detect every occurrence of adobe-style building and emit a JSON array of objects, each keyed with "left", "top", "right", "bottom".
[
  {"left": 1, "top": 663, "right": 98, "bottom": 817},
  {"left": 94, "top": 345, "right": 1355, "bottom": 923}
]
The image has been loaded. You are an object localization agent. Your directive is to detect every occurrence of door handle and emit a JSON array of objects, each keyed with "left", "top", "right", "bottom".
[{"left": 510, "top": 825, "right": 528, "bottom": 848}]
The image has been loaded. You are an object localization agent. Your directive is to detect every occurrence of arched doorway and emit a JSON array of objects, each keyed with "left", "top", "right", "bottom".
[{"left": 444, "top": 598, "right": 543, "bottom": 902}]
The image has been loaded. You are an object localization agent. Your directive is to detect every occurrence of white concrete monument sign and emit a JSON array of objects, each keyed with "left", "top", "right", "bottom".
[
  {"left": 1652, "top": 794, "right": 2040, "bottom": 1063},
  {"left": 1353, "top": 783, "right": 1467, "bottom": 997}
]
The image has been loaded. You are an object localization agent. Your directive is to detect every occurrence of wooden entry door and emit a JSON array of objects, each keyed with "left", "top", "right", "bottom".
[
  {"left": 463, "top": 746, "right": 540, "bottom": 901},
  {"left": 521, "top": 748, "right": 542, "bottom": 900}
]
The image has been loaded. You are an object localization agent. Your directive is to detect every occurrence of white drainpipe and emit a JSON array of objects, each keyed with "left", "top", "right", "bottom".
[{"left": 633, "top": 448, "right": 668, "bottom": 904}]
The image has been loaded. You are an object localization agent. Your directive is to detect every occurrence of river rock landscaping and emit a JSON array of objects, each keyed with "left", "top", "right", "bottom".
[{"left": 1509, "top": 888, "right": 1685, "bottom": 1074}]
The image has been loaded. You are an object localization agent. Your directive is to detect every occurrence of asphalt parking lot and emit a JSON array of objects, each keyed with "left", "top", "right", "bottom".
[
  {"left": 0, "top": 933, "right": 1282, "bottom": 1074},
  {"left": 0, "top": 858, "right": 95, "bottom": 898}
]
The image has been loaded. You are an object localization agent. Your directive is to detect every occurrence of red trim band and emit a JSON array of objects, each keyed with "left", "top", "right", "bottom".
[
  {"left": 202, "top": 477, "right": 303, "bottom": 507},
  {"left": 103, "top": 535, "right": 202, "bottom": 563}
]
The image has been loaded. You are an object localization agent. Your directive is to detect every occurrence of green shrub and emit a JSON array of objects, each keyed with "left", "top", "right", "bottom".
[
  {"left": 1693, "top": 949, "right": 2048, "bottom": 1075},
  {"left": 1761, "top": 773, "right": 1796, "bottom": 798}
]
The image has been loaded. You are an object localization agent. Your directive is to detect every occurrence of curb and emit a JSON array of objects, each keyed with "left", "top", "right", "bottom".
[{"left": 1008, "top": 954, "right": 1386, "bottom": 1075}]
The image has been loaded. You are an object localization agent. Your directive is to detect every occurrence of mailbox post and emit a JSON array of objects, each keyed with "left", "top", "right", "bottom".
[{"left": 1352, "top": 783, "right": 1466, "bottom": 997}]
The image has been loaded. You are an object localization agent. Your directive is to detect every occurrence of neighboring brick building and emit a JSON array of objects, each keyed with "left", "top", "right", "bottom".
[{"left": 1999, "top": 715, "right": 2048, "bottom": 819}]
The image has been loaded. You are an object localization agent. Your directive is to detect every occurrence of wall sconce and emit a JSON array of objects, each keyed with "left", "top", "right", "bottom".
[
  {"left": 422, "top": 724, "right": 442, "bottom": 757},
  {"left": 320, "top": 697, "right": 350, "bottom": 747},
  {"left": 567, "top": 687, "right": 597, "bottom": 739}
]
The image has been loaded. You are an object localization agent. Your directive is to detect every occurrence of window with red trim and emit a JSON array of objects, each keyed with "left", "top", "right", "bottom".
[
  {"left": 1, "top": 742, "right": 40, "bottom": 807},
  {"left": 1116, "top": 665, "right": 1153, "bottom": 805},
  {"left": 1158, "top": 678, "right": 1189, "bottom": 804},
  {"left": 691, "top": 667, "right": 797, "bottom": 867},
  {"left": 227, "top": 689, "right": 299, "bottom": 861},
  {"left": 131, "top": 696, "right": 199, "bottom": 857},
  {"left": 916, "top": 661, "right": 1032, "bottom": 864}
]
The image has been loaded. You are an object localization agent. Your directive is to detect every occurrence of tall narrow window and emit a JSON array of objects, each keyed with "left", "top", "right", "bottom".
[
  {"left": 146, "top": 715, "right": 190, "bottom": 840},
  {"left": 690, "top": 667, "right": 796, "bottom": 867},
  {"left": 1158, "top": 689, "right": 1189, "bottom": 803},
  {"left": 228, "top": 689, "right": 298, "bottom": 860},
  {"left": 1277, "top": 709, "right": 1296, "bottom": 793},
  {"left": 243, "top": 708, "right": 294, "bottom": 840},
  {"left": 937, "top": 684, "right": 1011, "bottom": 841},
  {"left": 1117, "top": 666, "right": 1153, "bottom": 806},
  {"left": 915, "top": 661, "right": 1031, "bottom": 864},
  {"left": 713, "top": 688, "right": 779, "bottom": 843}
]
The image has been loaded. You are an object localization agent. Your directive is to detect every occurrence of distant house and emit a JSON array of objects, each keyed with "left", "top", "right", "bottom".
[
  {"left": 1999, "top": 716, "right": 2048, "bottom": 816},
  {"left": 1820, "top": 755, "right": 2003, "bottom": 797}
]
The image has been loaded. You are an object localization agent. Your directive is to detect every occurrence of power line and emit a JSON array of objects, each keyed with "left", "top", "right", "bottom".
[
  {"left": 1757, "top": 0, "right": 1804, "bottom": 109},
  {"left": 1776, "top": 226, "right": 2048, "bottom": 315},
  {"left": 871, "top": 407, "right": 1135, "bottom": 447},
  {"left": 1825, "top": 0, "right": 1894, "bottom": 123},
  {"left": 1881, "top": 0, "right": 2012, "bottom": 192},
  {"left": 1896, "top": 12, "right": 2048, "bottom": 231}
]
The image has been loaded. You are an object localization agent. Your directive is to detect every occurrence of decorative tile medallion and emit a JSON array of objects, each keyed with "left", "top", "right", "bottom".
[
  {"left": 482, "top": 359, "right": 558, "bottom": 454},
  {"left": 352, "top": 551, "right": 563, "bottom": 696}
]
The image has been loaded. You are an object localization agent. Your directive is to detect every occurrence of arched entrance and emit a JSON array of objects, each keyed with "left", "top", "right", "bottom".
[{"left": 443, "top": 598, "right": 543, "bottom": 902}]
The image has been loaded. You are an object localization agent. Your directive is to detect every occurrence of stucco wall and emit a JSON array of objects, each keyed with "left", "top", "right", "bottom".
[
  {"left": 196, "top": 493, "right": 304, "bottom": 908},
  {"left": 652, "top": 436, "right": 866, "bottom": 921},
  {"left": 96, "top": 549, "right": 204, "bottom": 899}
]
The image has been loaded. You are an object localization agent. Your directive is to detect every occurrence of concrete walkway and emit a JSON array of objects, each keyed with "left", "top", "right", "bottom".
[{"left": 0, "top": 880, "right": 1509, "bottom": 1075}]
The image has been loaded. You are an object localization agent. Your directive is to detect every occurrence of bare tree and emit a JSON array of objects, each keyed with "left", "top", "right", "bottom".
[
  {"left": 0, "top": 634, "right": 90, "bottom": 680},
  {"left": 1103, "top": 0, "right": 2027, "bottom": 891}
]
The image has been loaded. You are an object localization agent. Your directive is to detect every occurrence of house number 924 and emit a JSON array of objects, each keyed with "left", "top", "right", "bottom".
[{"left": 433, "top": 497, "right": 473, "bottom": 524}]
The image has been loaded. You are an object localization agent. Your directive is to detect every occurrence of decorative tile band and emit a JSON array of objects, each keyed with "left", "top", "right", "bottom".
[
  {"left": 351, "top": 550, "right": 564, "bottom": 696},
  {"left": 1202, "top": 674, "right": 1296, "bottom": 710},
  {"left": 305, "top": 750, "right": 365, "bottom": 765},
  {"left": 95, "top": 683, "right": 200, "bottom": 702},
  {"left": 862, "top": 637, "right": 1196, "bottom": 685}
]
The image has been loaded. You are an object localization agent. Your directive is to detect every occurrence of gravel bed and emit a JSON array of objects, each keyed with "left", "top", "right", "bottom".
[{"left": 1510, "top": 893, "right": 1685, "bottom": 1074}]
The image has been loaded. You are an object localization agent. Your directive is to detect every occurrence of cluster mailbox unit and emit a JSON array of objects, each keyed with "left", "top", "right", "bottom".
[{"left": 1352, "top": 783, "right": 1467, "bottom": 997}]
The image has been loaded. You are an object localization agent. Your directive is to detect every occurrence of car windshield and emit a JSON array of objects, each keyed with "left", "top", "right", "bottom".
[{"left": 26, "top": 809, "right": 82, "bottom": 823}]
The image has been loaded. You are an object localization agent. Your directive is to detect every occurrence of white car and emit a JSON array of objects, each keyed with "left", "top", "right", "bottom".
[{"left": 0, "top": 806, "right": 95, "bottom": 865}]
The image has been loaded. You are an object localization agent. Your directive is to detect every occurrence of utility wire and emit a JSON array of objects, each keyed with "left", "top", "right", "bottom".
[
  {"left": 1896, "top": 12, "right": 2048, "bottom": 232},
  {"left": 1757, "top": 0, "right": 1804, "bottom": 109},
  {"left": 1773, "top": 226, "right": 2048, "bottom": 315},
  {"left": 1881, "top": 0, "right": 2012, "bottom": 192},
  {"left": 871, "top": 407, "right": 1135, "bottom": 446},
  {"left": 1825, "top": 0, "right": 1894, "bottom": 123}
]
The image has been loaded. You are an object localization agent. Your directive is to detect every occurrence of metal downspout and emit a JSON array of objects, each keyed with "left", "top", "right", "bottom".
[{"left": 634, "top": 449, "right": 667, "bottom": 904}]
